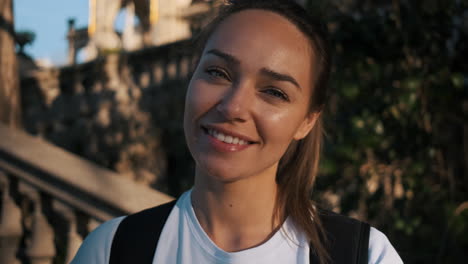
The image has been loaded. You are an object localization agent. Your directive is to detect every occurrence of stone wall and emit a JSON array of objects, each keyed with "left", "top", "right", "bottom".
[{"left": 20, "top": 40, "right": 196, "bottom": 195}]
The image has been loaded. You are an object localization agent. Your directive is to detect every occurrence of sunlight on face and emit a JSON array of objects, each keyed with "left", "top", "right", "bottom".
[{"left": 184, "top": 9, "right": 318, "bottom": 183}]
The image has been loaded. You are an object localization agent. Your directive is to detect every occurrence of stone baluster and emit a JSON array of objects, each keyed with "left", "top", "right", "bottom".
[
  {"left": 179, "top": 56, "right": 190, "bottom": 80},
  {"left": 0, "top": 172, "right": 23, "bottom": 264},
  {"left": 167, "top": 59, "right": 177, "bottom": 80},
  {"left": 175, "top": 56, "right": 182, "bottom": 80},
  {"left": 52, "top": 200, "right": 82, "bottom": 263},
  {"left": 87, "top": 218, "right": 102, "bottom": 233},
  {"left": 19, "top": 183, "right": 56, "bottom": 264},
  {"left": 153, "top": 61, "right": 164, "bottom": 84}
]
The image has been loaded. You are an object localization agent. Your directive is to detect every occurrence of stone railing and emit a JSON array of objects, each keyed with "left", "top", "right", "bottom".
[
  {"left": 20, "top": 39, "right": 196, "bottom": 194},
  {"left": 0, "top": 123, "right": 173, "bottom": 264}
]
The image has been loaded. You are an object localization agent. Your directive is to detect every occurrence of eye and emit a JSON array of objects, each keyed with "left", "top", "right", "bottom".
[
  {"left": 263, "top": 88, "right": 289, "bottom": 101},
  {"left": 205, "top": 67, "right": 231, "bottom": 81}
]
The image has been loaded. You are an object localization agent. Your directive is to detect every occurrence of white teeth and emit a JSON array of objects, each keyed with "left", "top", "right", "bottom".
[{"left": 208, "top": 129, "right": 249, "bottom": 145}]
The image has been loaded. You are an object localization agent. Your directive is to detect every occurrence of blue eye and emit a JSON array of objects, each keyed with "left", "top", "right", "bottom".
[{"left": 263, "top": 88, "right": 289, "bottom": 101}]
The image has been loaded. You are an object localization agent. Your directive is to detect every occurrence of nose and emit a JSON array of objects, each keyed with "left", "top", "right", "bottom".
[{"left": 216, "top": 81, "right": 253, "bottom": 122}]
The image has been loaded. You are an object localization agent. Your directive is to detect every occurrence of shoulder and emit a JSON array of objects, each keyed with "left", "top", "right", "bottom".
[
  {"left": 318, "top": 209, "right": 370, "bottom": 247},
  {"left": 318, "top": 210, "right": 403, "bottom": 263},
  {"left": 317, "top": 210, "right": 370, "bottom": 263},
  {"left": 72, "top": 200, "right": 177, "bottom": 264},
  {"left": 70, "top": 216, "right": 125, "bottom": 264},
  {"left": 108, "top": 200, "right": 178, "bottom": 263},
  {"left": 120, "top": 199, "right": 177, "bottom": 227},
  {"left": 368, "top": 227, "right": 403, "bottom": 264}
]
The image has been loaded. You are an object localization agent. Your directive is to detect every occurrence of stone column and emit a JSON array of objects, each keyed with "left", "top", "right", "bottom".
[
  {"left": 0, "top": 0, "right": 21, "bottom": 128},
  {"left": 0, "top": 172, "right": 22, "bottom": 264},
  {"left": 151, "top": 0, "right": 192, "bottom": 45},
  {"left": 67, "top": 19, "right": 77, "bottom": 65},
  {"left": 93, "top": 0, "right": 122, "bottom": 51},
  {"left": 53, "top": 201, "right": 82, "bottom": 263},
  {"left": 20, "top": 184, "right": 56, "bottom": 264},
  {"left": 122, "top": 2, "right": 142, "bottom": 51}
]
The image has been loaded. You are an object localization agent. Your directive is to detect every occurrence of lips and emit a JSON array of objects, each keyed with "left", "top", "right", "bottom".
[
  {"left": 202, "top": 125, "right": 256, "bottom": 142},
  {"left": 206, "top": 128, "right": 250, "bottom": 145},
  {"left": 201, "top": 125, "right": 257, "bottom": 152}
]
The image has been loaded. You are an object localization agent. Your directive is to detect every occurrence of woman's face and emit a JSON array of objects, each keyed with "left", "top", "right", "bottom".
[{"left": 184, "top": 9, "right": 318, "bottom": 182}]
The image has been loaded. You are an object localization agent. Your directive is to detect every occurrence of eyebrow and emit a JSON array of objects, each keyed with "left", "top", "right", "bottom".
[
  {"left": 259, "top": 68, "right": 301, "bottom": 90},
  {"left": 206, "top": 49, "right": 240, "bottom": 66},
  {"left": 206, "top": 48, "right": 301, "bottom": 90}
]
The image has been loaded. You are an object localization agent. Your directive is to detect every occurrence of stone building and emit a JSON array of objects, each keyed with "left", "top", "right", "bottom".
[{"left": 68, "top": 0, "right": 219, "bottom": 64}]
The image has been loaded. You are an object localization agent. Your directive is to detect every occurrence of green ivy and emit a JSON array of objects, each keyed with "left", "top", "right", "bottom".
[{"left": 308, "top": 0, "right": 468, "bottom": 263}]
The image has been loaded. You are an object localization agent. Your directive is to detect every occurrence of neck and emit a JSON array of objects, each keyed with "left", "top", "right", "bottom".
[{"left": 191, "top": 166, "right": 281, "bottom": 252}]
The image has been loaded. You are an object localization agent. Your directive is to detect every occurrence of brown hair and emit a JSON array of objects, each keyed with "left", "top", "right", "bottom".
[{"left": 192, "top": 1, "right": 332, "bottom": 263}]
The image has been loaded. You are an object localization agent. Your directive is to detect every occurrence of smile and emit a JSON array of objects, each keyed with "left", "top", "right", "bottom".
[
  {"left": 207, "top": 128, "right": 250, "bottom": 145},
  {"left": 201, "top": 125, "right": 258, "bottom": 151}
]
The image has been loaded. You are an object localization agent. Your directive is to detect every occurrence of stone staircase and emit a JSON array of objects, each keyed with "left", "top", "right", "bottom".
[{"left": 0, "top": 122, "right": 173, "bottom": 264}]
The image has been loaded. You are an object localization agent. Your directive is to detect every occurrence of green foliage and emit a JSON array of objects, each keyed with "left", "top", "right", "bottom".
[{"left": 308, "top": 0, "right": 468, "bottom": 263}]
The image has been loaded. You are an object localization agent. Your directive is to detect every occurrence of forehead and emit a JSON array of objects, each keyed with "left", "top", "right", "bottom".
[{"left": 203, "top": 9, "right": 316, "bottom": 88}]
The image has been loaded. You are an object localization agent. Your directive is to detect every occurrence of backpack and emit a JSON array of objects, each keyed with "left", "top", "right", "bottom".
[{"left": 109, "top": 200, "right": 369, "bottom": 264}]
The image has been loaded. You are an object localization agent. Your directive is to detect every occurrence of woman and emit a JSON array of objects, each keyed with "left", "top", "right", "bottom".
[{"left": 72, "top": 1, "right": 403, "bottom": 263}]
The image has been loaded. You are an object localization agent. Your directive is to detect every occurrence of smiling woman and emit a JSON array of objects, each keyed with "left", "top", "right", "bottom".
[
  {"left": 71, "top": 1, "right": 403, "bottom": 264},
  {"left": 185, "top": 9, "right": 317, "bottom": 183}
]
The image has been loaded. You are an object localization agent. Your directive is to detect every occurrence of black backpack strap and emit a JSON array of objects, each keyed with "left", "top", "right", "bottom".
[
  {"left": 109, "top": 200, "right": 177, "bottom": 264},
  {"left": 310, "top": 210, "right": 370, "bottom": 264}
]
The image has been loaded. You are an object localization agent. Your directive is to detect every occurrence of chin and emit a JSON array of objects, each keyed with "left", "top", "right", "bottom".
[
  {"left": 202, "top": 168, "right": 244, "bottom": 183},
  {"left": 195, "top": 156, "right": 279, "bottom": 186},
  {"left": 195, "top": 160, "right": 251, "bottom": 184}
]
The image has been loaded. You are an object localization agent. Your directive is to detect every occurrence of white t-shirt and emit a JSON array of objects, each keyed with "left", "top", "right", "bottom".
[{"left": 71, "top": 190, "right": 403, "bottom": 264}]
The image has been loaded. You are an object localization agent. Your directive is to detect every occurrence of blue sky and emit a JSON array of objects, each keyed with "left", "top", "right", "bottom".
[{"left": 14, "top": 1, "right": 126, "bottom": 66}]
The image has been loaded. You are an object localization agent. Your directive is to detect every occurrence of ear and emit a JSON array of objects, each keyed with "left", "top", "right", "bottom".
[{"left": 293, "top": 111, "right": 320, "bottom": 140}]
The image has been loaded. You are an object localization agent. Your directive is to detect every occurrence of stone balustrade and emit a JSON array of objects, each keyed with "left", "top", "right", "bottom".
[
  {"left": 20, "top": 39, "right": 197, "bottom": 194},
  {"left": 0, "top": 123, "right": 173, "bottom": 264}
]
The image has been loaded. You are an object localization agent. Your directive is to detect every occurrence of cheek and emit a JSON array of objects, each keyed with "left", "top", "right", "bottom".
[
  {"left": 185, "top": 79, "right": 216, "bottom": 119},
  {"left": 184, "top": 77, "right": 225, "bottom": 134},
  {"left": 256, "top": 107, "right": 306, "bottom": 148},
  {"left": 184, "top": 79, "right": 203, "bottom": 138}
]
